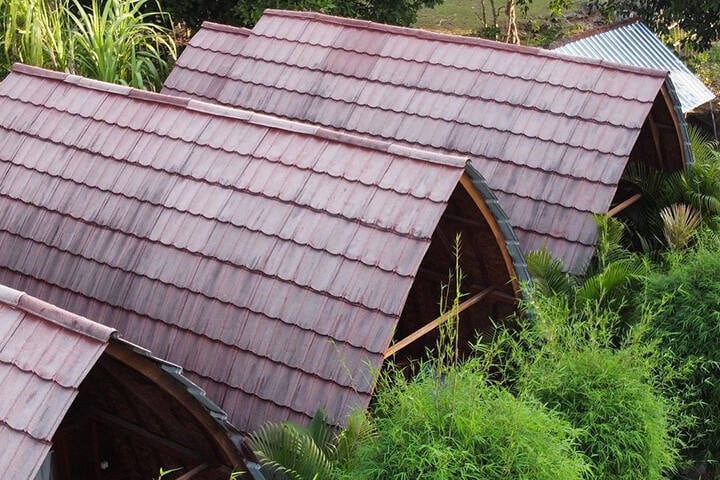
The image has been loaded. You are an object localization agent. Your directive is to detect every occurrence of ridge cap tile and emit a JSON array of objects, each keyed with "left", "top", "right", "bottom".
[
  {"left": 11, "top": 63, "right": 67, "bottom": 81},
  {"left": 201, "top": 20, "right": 252, "bottom": 36},
  {"left": 260, "top": 9, "right": 668, "bottom": 78},
  {"left": 0, "top": 284, "right": 115, "bottom": 343}
]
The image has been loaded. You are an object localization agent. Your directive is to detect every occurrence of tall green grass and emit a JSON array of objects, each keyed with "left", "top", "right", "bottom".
[{"left": 0, "top": 0, "right": 176, "bottom": 90}]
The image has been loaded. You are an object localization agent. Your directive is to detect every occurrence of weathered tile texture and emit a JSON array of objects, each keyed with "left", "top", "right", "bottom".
[
  {"left": 0, "top": 285, "right": 114, "bottom": 480},
  {"left": 163, "top": 11, "right": 670, "bottom": 273},
  {"left": 0, "top": 65, "right": 466, "bottom": 432}
]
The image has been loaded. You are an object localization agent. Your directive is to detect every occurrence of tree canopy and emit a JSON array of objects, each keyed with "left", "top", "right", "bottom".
[
  {"left": 592, "top": 0, "right": 720, "bottom": 49},
  {"left": 163, "top": 0, "right": 443, "bottom": 29}
]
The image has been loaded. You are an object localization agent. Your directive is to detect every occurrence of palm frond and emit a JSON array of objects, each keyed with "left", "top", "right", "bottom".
[
  {"left": 333, "top": 411, "right": 376, "bottom": 466},
  {"left": 526, "top": 247, "right": 575, "bottom": 297},
  {"left": 247, "top": 422, "right": 334, "bottom": 480},
  {"left": 660, "top": 203, "right": 702, "bottom": 250}
]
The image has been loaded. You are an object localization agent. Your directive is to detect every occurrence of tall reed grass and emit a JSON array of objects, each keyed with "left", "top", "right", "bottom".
[{"left": 0, "top": 0, "right": 176, "bottom": 90}]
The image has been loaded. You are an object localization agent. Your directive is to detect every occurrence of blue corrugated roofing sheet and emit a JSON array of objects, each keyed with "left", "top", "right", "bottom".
[{"left": 552, "top": 20, "right": 715, "bottom": 113}]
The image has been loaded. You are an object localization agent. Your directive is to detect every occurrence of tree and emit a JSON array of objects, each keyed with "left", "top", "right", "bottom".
[
  {"left": 590, "top": 0, "right": 720, "bottom": 49},
  {"left": 161, "top": 0, "right": 444, "bottom": 29}
]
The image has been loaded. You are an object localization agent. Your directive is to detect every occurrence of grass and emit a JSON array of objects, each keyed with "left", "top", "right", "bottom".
[{"left": 414, "top": 0, "right": 581, "bottom": 36}]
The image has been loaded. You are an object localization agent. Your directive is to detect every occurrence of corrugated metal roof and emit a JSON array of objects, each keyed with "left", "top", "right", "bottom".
[
  {"left": 551, "top": 19, "right": 715, "bottom": 113},
  {"left": 162, "top": 9, "right": 683, "bottom": 274},
  {"left": 0, "top": 64, "right": 472, "bottom": 432},
  {"left": 0, "top": 283, "right": 113, "bottom": 480},
  {"left": 0, "top": 282, "right": 247, "bottom": 479}
]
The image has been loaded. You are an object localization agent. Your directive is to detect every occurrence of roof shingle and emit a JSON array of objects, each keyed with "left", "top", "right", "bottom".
[
  {"left": 163, "top": 9, "right": 682, "bottom": 273},
  {"left": 0, "top": 64, "right": 470, "bottom": 431}
]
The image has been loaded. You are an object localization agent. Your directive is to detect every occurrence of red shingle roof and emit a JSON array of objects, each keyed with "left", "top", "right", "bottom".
[
  {"left": 0, "top": 64, "right": 472, "bottom": 431},
  {"left": 163, "top": 9, "right": 680, "bottom": 273},
  {"left": 0, "top": 284, "right": 114, "bottom": 480}
]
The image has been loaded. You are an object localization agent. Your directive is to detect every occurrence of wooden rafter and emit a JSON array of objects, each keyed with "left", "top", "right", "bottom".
[
  {"left": 459, "top": 174, "right": 521, "bottom": 296},
  {"left": 90, "top": 408, "right": 202, "bottom": 460},
  {"left": 647, "top": 113, "right": 666, "bottom": 168},
  {"left": 384, "top": 287, "right": 494, "bottom": 358},
  {"left": 608, "top": 193, "right": 642, "bottom": 217}
]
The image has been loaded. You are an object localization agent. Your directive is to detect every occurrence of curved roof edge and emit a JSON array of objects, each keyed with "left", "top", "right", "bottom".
[
  {"left": 664, "top": 78, "right": 695, "bottom": 167},
  {"left": 463, "top": 163, "right": 531, "bottom": 292}
]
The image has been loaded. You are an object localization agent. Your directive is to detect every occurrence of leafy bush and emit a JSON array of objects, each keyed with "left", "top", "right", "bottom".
[
  {"left": 642, "top": 242, "right": 720, "bottom": 475},
  {"left": 521, "top": 344, "right": 678, "bottom": 480},
  {"left": 346, "top": 359, "right": 589, "bottom": 480}
]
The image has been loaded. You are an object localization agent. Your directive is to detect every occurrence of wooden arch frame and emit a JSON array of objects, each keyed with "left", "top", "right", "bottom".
[{"left": 385, "top": 170, "right": 526, "bottom": 359}]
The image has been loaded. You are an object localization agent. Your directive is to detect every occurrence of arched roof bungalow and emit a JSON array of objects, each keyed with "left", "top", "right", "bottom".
[
  {"left": 163, "top": 10, "right": 692, "bottom": 273},
  {"left": 0, "top": 64, "right": 526, "bottom": 432},
  {"left": 0, "top": 284, "right": 250, "bottom": 480}
]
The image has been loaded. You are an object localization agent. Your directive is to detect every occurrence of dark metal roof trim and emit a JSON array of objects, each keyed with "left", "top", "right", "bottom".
[
  {"left": 665, "top": 77, "right": 694, "bottom": 167},
  {"left": 463, "top": 163, "right": 531, "bottom": 290}
]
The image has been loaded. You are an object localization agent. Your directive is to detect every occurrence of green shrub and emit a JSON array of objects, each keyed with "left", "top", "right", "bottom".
[
  {"left": 643, "top": 242, "right": 720, "bottom": 474},
  {"left": 521, "top": 344, "right": 677, "bottom": 480},
  {"left": 346, "top": 359, "right": 589, "bottom": 480}
]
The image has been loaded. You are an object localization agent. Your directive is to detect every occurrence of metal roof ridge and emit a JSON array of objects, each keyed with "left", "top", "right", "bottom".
[
  {"left": 200, "top": 21, "right": 251, "bottom": 36},
  {"left": 0, "top": 283, "right": 116, "bottom": 343},
  {"left": 259, "top": 9, "right": 667, "bottom": 79},
  {"left": 548, "top": 16, "right": 642, "bottom": 49}
]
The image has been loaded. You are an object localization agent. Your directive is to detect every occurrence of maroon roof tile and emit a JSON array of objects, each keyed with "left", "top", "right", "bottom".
[
  {"left": 0, "top": 64, "right": 467, "bottom": 431},
  {"left": 162, "top": 10, "right": 681, "bottom": 273}
]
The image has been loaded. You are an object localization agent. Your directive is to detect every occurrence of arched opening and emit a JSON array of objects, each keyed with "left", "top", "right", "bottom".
[
  {"left": 609, "top": 85, "right": 689, "bottom": 246},
  {"left": 49, "top": 345, "right": 245, "bottom": 480},
  {"left": 388, "top": 175, "right": 519, "bottom": 365}
]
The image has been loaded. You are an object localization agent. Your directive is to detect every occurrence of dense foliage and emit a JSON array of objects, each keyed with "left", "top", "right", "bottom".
[
  {"left": 345, "top": 360, "right": 589, "bottom": 480},
  {"left": 0, "top": 0, "right": 176, "bottom": 90},
  {"left": 520, "top": 338, "right": 677, "bottom": 480},
  {"left": 642, "top": 241, "right": 720, "bottom": 477},
  {"left": 158, "top": 0, "right": 443, "bottom": 29},
  {"left": 589, "top": 0, "right": 720, "bottom": 49}
]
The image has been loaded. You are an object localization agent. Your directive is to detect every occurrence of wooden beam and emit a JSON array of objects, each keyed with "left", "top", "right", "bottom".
[
  {"left": 384, "top": 287, "right": 493, "bottom": 358},
  {"left": 177, "top": 464, "right": 209, "bottom": 480},
  {"left": 104, "top": 342, "right": 244, "bottom": 468},
  {"left": 90, "top": 408, "right": 202, "bottom": 460},
  {"left": 608, "top": 193, "right": 642, "bottom": 217},
  {"left": 460, "top": 174, "right": 521, "bottom": 296},
  {"left": 647, "top": 113, "right": 666, "bottom": 169},
  {"left": 488, "top": 289, "right": 518, "bottom": 304}
]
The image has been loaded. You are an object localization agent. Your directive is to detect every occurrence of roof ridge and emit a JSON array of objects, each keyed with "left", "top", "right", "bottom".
[
  {"left": 0, "top": 283, "right": 115, "bottom": 343},
  {"left": 201, "top": 20, "right": 251, "bottom": 36},
  {"left": 548, "top": 16, "right": 642, "bottom": 49},
  {"left": 259, "top": 9, "right": 666, "bottom": 79},
  {"left": 10, "top": 63, "right": 467, "bottom": 169}
]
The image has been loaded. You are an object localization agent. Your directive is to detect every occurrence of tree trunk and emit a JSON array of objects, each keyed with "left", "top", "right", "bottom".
[{"left": 505, "top": 0, "right": 520, "bottom": 44}]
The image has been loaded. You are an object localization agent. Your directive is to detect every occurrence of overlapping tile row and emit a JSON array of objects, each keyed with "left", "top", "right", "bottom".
[
  {"left": 0, "top": 64, "right": 467, "bottom": 431},
  {"left": 0, "top": 284, "right": 114, "bottom": 480},
  {"left": 163, "top": 10, "right": 671, "bottom": 273},
  {"left": 551, "top": 19, "right": 714, "bottom": 113}
]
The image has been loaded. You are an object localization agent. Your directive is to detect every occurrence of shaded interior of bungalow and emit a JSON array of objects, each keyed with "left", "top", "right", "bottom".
[
  {"left": 46, "top": 346, "right": 246, "bottom": 480},
  {"left": 610, "top": 86, "right": 690, "bottom": 246},
  {"left": 386, "top": 177, "right": 520, "bottom": 366}
]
